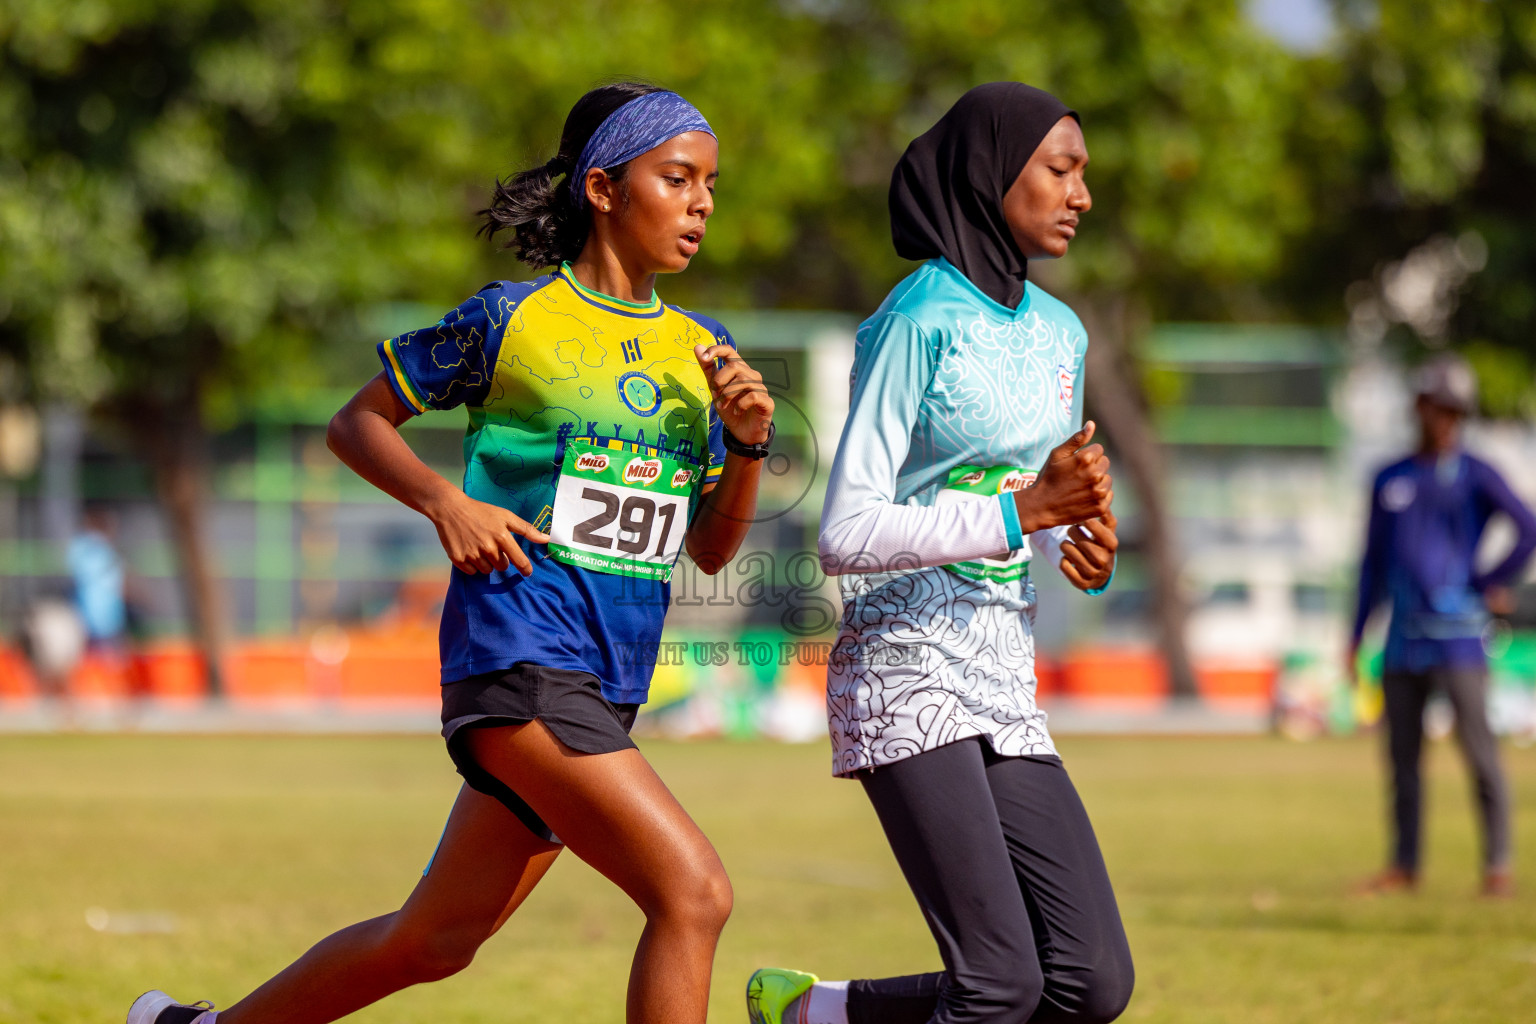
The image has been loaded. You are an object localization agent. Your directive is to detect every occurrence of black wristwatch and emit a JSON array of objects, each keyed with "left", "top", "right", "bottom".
[{"left": 722, "top": 421, "right": 775, "bottom": 460}]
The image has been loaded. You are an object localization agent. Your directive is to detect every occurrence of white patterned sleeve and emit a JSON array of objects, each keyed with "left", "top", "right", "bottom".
[
  {"left": 1029, "top": 525, "right": 1072, "bottom": 575},
  {"left": 818, "top": 313, "right": 1025, "bottom": 576}
]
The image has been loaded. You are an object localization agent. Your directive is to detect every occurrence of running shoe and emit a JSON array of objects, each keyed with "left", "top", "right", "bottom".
[
  {"left": 1482, "top": 867, "right": 1516, "bottom": 899},
  {"left": 1352, "top": 866, "right": 1417, "bottom": 896},
  {"left": 746, "top": 967, "right": 818, "bottom": 1024},
  {"left": 126, "top": 990, "right": 216, "bottom": 1024}
]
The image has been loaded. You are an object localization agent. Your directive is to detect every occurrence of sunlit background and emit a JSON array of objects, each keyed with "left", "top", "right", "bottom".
[{"left": 2, "top": 3, "right": 1535, "bottom": 1021}]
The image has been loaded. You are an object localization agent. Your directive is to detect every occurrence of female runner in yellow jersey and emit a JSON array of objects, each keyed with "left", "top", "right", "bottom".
[{"left": 131, "top": 82, "right": 773, "bottom": 1024}]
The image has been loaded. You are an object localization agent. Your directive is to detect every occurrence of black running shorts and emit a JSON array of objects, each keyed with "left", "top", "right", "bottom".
[{"left": 441, "top": 663, "right": 639, "bottom": 843}]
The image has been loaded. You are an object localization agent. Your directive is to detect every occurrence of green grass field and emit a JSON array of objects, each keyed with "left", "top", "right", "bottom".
[{"left": 1, "top": 733, "right": 1534, "bottom": 1024}]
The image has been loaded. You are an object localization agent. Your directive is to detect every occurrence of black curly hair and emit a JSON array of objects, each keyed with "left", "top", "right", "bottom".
[{"left": 477, "top": 82, "right": 664, "bottom": 268}]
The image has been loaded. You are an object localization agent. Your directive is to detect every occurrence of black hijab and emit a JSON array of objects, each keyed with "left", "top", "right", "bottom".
[{"left": 890, "top": 82, "right": 1078, "bottom": 310}]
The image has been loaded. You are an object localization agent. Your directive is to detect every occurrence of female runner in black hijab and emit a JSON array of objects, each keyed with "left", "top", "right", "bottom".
[
  {"left": 890, "top": 81, "right": 1075, "bottom": 309},
  {"left": 748, "top": 83, "right": 1134, "bottom": 1024}
]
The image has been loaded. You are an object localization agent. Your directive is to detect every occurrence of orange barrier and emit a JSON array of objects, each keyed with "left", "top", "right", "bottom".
[
  {"left": 225, "top": 641, "right": 312, "bottom": 700},
  {"left": 1058, "top": 647, "right": 1170, "bottom": 701},
  {"left": 1046, "top": 647, "right": 1278, "bottom": 706},
  {"left": 1194, "top": 659, "right": 1277, "bottom": 705},
  {"left": 68, "top": 654, "right": 134, "bottom": 699},
  {"left": 0, "top": 647, "right": 35, "bottom": 698},
  {"left": 780, "top": 658, "right": 828, "bottom": 698},
  {"left": 0, "top": 638, "right": 1278, "bottom": 711},
  {"left": 0, "top": 631, "right": 441, "bottom": 704},
  {"left": 134, "top": 646, "right": 203, "bottom": 699},
  {"left": 1032, "top": 655, "right": 1061, "bottom": 699},
  {"left": 339, "top": 639, "right": 439, "bottom": 700}
]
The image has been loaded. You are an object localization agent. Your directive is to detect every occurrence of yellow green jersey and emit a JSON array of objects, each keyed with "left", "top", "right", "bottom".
[{"left": 379, "top": 264, "right": 729, "bottom": 701}]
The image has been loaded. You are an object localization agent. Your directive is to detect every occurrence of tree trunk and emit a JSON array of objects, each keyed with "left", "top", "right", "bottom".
[
  {"left": 1077, "top": 295, "right": 1200, "bottom": 699},
  {"left": 133, "top": 401, "right": 228, "bottom": 698}
]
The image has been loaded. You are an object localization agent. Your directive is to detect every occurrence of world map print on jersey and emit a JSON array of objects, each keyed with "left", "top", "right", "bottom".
[
  {"left": 380, "top": 290, "right": 508, "bottom": 410},
  {"left": 376, "top": 264, "right": 731, "bottom": 699},
  {"left": 822, "top": 258, "right": 1090, "bottom": 775}
]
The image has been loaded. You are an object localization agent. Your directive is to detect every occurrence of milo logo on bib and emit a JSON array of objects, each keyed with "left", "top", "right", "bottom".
[
  {"left": 549, "top": 441, "right": 700, "bottom": 581},
  {"left": 934, "top": 464, "right": 1035, "bottom": 584},
  {"left": 624, "top": 458, "right": 664, "bottom": 485}
]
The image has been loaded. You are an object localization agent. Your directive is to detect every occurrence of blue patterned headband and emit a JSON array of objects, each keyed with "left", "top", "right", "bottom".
[{"left": 570, "top": 91, "right": 714, "bottom": 208}]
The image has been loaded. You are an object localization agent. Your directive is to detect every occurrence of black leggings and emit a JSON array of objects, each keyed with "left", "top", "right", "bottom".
[{"left": 848, "top": 738, "right": 1134, "bottom": 1024}]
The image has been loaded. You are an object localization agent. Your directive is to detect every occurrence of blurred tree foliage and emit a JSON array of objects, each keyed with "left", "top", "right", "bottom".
[
  {"left": 2, "top": 0, "right": 1532, "bottom": 684},
  {"left": 0, "top": 0, "right": 1313, "bottom": 361},
  {"left": 0, "top": 0, "right": 506, "bottom": 686},
  {"left": 1284, "top": 0, "right": 1536, "bottom": 416}
]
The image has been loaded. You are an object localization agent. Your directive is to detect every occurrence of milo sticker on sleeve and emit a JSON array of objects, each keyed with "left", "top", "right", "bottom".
[{"left": 934, "top": 465, "right": 1035, "bottom": 583}]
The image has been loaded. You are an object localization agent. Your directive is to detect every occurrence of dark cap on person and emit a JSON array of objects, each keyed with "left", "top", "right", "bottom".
[{"left": 1413, "top": 354, "right": 1478, "bottom": 414}]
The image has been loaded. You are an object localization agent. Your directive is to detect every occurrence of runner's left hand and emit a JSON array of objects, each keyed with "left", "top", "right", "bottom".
[
  {"left": 1060, "top": 510, "right": 1117, "bottom": 591},
  {"left": 696, "top": 344, "right": 774, "bottom": 445}
]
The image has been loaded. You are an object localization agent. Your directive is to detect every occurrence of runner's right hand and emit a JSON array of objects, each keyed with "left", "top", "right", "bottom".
[
  {"left": 429, "top": 491, "right": 550, "bottom": 576},
  {"left": 1013, "top": 422, "right": 1113, "bottom": 533}
]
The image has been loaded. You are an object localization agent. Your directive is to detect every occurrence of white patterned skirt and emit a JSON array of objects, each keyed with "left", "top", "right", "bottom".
[{"left": 826, "top": 566, "right": 1057, "bottom": 777}]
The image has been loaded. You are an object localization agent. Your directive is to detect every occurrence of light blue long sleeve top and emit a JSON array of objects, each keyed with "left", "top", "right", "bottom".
[{"left": 819, "top": 257, "right": 1097, "bottom": 775}]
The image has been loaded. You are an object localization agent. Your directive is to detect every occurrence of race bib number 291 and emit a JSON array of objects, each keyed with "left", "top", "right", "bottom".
[{"left": 548, "top": 441, "right": 698, "bottom": 581}]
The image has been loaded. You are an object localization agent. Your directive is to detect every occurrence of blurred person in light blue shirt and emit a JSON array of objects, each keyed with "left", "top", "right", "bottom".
[{"left": 67, "top": 504, "right": 127, "bottom": 646}]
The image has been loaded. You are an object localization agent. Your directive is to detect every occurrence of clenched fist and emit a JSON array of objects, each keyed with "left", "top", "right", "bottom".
[
  {"left": 1060, "top": 511, "right": 1118, "bottom": 591},
  {"left": 1013, "top": 421, "right": 1113, "bottom": 533}
]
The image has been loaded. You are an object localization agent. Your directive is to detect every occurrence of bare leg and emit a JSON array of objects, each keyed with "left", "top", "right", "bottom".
[
  {"left": 465, "top": 720, "right": 732, "bottom": 1024},
  {"left": 219, "top": 784, "right": 561, "bottom": 1024}
]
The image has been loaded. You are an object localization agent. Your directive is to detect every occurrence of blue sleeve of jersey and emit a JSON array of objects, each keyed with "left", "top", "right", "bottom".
[
  {"left": 706, "top": 415, "right": 726, "bottom": 483},
  {"left": 1471, "top": 458, "right": 1536, "bottom": 591},
  {"left": 377, "top": 283, "right": 519, "bottom": 414}
]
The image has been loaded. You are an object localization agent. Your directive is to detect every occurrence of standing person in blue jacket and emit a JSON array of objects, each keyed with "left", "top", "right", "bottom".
[
  {"left": 748, "top": 84, "right": 1132, "bottom": 1024},
  {"left": 1350, "top": 355, "right": 1536, "bottom": 897}
]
